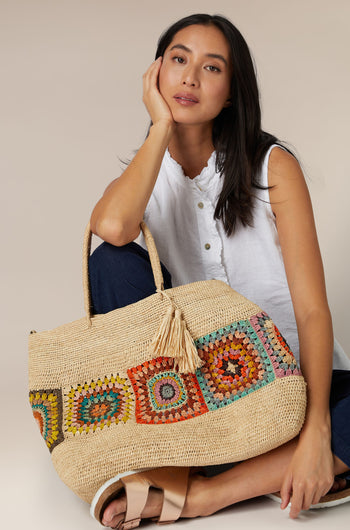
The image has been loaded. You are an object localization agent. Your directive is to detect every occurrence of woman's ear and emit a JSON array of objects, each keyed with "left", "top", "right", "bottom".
[{"left": 224, "top": 98, "right": 232, "bottom": 108}]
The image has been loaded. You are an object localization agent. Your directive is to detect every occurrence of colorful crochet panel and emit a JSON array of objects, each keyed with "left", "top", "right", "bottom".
[
  {"left": 29, "top": 312, "right": 301, "bottom": 449},
  {"left": 29, "top": 389, "right": 64, "bottom": 452},
  {"left": 195, "top": 312, "right": 300, "bottom": 411},
  {"left": 65, "top": 375, "right": 133, "bottom": 434},
  {"left": 128, "top": 357, "right": 208, "bottom": 424},
  {"left": 250, "top": 312, "right": 300, "bottom": 377}
]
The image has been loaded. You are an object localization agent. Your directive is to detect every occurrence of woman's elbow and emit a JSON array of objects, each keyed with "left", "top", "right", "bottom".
[{"left": 90, "top": 214, "right": 140, "bottom": 246}]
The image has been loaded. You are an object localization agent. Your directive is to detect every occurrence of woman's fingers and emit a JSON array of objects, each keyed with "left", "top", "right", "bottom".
[
  {"left": 279, "top": 426, "right": 335, "bottom": 518},
  {"left": 280, "top": 473, "right": 319, "bottom": 517},
  {"left": 142, "top": 58, "right": 174, "bottom": 126},
  {"left": 289, "top": 488, "right": 304, "bottom": 519},
  {"left": 143, "top": 57, "right": 161, "bottom": 93},
  {"left": 280, "top": 473, "right": 292, "bottom": 510},
  {"left": 310, "top": 477, "right": 333, "bottom": 507},
  {"left": 286, "top": 477, "right": 333, "bottom": 518},
  {"left": 300, "top": 483, "right": 317, "bottom": 512},
  {"left": 150, "top": 56, "right": 162, "bottom": 86}
]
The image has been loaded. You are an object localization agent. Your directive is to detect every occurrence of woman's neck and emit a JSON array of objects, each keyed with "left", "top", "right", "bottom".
[{"left": 168, "top": 123, "right": 214, "bottom": 179}]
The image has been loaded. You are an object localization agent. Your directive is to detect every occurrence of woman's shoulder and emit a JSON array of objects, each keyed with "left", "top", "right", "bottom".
[
  {"left": 267, "top": 146, "right": 311, "bottom": 217},
  {"left": 267, "top": 145, "right": 303, "bottom": 188}
]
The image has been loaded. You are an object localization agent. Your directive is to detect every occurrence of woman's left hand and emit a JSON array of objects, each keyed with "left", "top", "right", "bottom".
[{"left": 280, "top": 423, "right": 334, "bottom": 518}]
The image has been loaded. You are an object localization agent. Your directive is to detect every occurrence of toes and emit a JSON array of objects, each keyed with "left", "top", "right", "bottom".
[
  {"left": 102, "top": 497, "right": 127, "bottom": 527},
  {"left": 337, "top": 478, "right": 347, "bottom": 491},
  {"left": 102, "top": 513, "right": 125, "bottom": 529},
  {"left": 328, "top": 478, "right": 347, "bottom": 494},
  {"left": 329, "top": 480, "right": 340, "bottom": 493}
]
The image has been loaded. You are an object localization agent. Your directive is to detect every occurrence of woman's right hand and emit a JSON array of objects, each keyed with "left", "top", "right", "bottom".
[{"left": 142, "top": 57, "right": 174, "bottom": 128}]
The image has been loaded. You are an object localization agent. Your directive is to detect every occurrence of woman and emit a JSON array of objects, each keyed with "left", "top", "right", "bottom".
[{"left": 89, "top": 13, "right": 350, "bottom": 528}]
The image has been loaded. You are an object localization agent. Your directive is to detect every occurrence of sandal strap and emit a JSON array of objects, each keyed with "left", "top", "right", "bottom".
[
  {"left": 92, "top": 467, "right": 190, "bottom": 528},
  {"left": 119, "top": 518, "right": 142, "bottom": 530},
  {"left": 122, "top": 474, "right": 150, "bottom": 527},
  {"left": 122, "top": 467, "right": 190, "bottom": 525},
  {"left": 158, "top": 467, "right": 190, "bottom": 524},
  {"left": 91, "top": 470, "right": 138, "bottom": 523}
]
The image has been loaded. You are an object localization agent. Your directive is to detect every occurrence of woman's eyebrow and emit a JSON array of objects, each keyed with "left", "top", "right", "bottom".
[{"left": 169, "top": 43, "right": 228, "bottom": 66}]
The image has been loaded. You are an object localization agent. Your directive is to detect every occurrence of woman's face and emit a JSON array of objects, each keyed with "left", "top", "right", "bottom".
[{"left": 158, "top": 24, "right": 232, "bottom": 126}]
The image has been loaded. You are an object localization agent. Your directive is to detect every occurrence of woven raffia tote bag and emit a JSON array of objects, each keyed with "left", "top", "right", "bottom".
[{"left": 28, "top": 222, "right": 306, "bottom": 505}]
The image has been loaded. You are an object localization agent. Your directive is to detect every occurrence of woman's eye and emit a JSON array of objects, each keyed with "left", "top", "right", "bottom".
[
  {"left": 173, "top": 56, "right": 185, "bottom": 64},
  {"left": 206, "top": 65, "right": 220, "bottom": 73}
]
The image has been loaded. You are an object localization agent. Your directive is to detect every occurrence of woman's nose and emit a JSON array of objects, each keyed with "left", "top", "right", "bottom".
[{"left": 181, "top": 66, "right": 199, "bottom": 87}]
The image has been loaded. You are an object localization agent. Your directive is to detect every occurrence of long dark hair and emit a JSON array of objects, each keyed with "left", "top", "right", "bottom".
[{"left": 155, "top": 14, "right": 283, "bottom": 236}]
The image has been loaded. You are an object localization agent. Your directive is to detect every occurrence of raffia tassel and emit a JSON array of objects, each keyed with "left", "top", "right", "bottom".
[
  {"left": 176, "top": 318, "right": 204, "bottom": 374},
  {"left": 149, "top": 303, "right": 175, "bottom": 357},
  {"left": 149, "top": 300, "right": 203, "bottom": 374},
  {"left": 166, "top": 308, "right": 183, "bottom": 357}
]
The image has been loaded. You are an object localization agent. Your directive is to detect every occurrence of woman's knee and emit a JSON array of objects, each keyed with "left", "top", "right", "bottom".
[
  {"left": 89, "top": 241, "right": 143, "bottom": 276},
  {"left": 88, "top": 241, "right": 172, "bottom": 313}
]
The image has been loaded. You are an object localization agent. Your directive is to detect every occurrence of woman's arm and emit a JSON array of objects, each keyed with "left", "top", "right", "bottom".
[
  {"left": 268, "top": 147, "right": 334, "bottom": 517},
  {"left": 90, "top": 58, "right": 174, "bottom": 246}
]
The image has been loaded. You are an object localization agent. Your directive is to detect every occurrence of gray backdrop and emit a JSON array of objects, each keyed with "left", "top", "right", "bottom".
[{"left": 1, "top": 1, "right": 349, "bottom": 528}]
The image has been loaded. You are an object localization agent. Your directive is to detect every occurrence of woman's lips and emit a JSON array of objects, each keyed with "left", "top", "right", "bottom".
[{"left": 173, "top": 93, "right": 199, "bottom": 106}]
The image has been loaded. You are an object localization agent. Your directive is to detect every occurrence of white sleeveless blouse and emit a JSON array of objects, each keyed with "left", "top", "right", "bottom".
[{"left": 141, "top": 145, "right": 350, "bottom": 370}]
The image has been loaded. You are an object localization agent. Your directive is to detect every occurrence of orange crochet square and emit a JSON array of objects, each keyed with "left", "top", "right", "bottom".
[{"left": 128, "top": 357, "right": 208, "bottom": 424}]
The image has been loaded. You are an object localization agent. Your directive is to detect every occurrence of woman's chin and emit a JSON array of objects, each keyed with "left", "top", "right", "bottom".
[{"left": 170, "top": 114, "right": 213, "bottom": 129}]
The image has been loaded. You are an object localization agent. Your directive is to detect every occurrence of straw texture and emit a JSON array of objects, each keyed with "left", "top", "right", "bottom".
[{"left": 28, "top": 223, "right": 306, "bottom": 504}]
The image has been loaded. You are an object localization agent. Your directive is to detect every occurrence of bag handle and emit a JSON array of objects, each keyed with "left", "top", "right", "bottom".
[
  {"left": 82, "top": 221, "right": 165, "bottom": 327},
  {"left": 82, "top": 221, "right": 203, "bottom": 373}
]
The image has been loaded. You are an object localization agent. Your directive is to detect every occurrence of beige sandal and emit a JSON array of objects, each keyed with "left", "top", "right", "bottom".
[{"left": 90, "top": 467, "right": 190, "bottom": 528}]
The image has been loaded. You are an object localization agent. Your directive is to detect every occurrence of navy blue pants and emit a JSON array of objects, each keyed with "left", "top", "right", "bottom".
[{"left": 89, "top": 241, "right": 350, "bottom": 473}]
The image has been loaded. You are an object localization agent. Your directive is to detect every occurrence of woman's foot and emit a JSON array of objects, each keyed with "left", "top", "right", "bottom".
[
  {"left": 102, "top": 473, "right": 213, "bottom": 528},
  {"left": 102, "top": 488, "right": 162, "bottom": 527}
]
